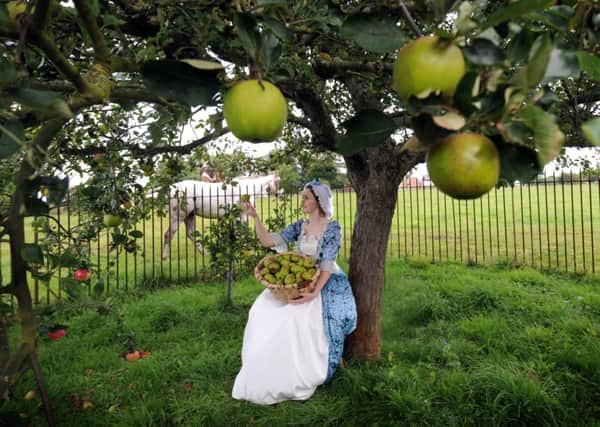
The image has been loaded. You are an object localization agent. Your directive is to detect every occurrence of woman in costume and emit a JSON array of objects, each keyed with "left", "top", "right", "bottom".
[{"left": 232, "top": 180, "right": 357, "bottom": 405}]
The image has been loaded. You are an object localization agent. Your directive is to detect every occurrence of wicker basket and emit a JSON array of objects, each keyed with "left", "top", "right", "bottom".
[{"left": 254, "top": 252, "right": 319, "bottom": 302}]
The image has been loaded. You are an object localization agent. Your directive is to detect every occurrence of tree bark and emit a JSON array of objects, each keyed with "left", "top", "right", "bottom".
[{"left": 343, "top": 143, "right": 423, "bottom": 360}]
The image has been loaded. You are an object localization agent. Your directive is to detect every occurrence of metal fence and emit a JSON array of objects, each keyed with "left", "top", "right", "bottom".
[{"left": 1, "top": 172, "right": 598, "bottom": 305}]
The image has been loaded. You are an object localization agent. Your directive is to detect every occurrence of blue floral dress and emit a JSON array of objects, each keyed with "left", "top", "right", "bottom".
[{"left": 274, "top": 219, "right": 358, "bottom": 381}]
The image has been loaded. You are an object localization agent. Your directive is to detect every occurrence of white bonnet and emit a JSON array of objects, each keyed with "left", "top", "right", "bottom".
[{"left": 304, "top": 179, "right": 333, "bottom": 218}]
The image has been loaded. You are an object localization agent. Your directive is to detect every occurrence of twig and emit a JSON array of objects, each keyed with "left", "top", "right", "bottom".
[{"left": 398, "top": 0, "right": 422, "bottom": 37}]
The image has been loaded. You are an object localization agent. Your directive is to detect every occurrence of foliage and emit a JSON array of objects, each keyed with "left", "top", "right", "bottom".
[{"left": 197, "top": 204, "right": 265, "bottom": 305}]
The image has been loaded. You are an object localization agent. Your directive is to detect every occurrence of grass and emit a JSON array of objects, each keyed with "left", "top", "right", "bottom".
[{"left": 2, "top": 259, "right": 600, "bottom": 426}]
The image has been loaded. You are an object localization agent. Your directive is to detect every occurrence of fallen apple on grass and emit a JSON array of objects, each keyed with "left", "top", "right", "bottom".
[
  {"left": 125, "top": 350, "right": 151, "bottom": 361},
  {"left": 47, "top": 328, "right": 67, "bottom": 340}
]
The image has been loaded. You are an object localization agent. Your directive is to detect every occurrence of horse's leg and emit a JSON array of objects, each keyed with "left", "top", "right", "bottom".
[
  {"left": 162, "top": 200, "right": 183, "bottom": 260},
  {"left": 184, "top": 213, "right": 205, "bottom": 254}
]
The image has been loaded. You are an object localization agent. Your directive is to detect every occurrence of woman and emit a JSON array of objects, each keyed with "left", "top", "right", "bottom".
[{"left": 232, "top": 180, "right": 357, "bottom": 405}]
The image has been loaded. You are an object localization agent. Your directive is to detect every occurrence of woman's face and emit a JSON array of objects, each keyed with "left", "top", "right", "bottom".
[{"left": 301, "top": 188, "right": 320, "bottom": 215}]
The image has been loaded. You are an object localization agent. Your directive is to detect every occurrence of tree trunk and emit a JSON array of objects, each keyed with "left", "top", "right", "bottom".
[{"left": 344, "top": 145, "right": 424, "bottom": 360}]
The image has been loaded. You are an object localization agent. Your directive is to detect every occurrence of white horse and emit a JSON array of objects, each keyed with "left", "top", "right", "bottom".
[{"left": 160, "top": 173, "right": 280, "bottom": 260}]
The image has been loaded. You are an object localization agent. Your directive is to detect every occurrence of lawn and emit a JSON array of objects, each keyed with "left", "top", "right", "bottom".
[{"left": 2, "top": 259, "right": 599, "bottom": 426}]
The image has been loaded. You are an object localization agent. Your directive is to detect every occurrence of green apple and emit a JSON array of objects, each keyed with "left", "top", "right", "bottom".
[
  {"left": 223, "top": 79, "right": 288, "bottom": 142},
  {"left": 103, "top": 213, "right": 122, "bottom": 227},
  {"left": 427, "top": 132, "right": 500, "bottom": 200},
  {"left": 392, "top": 36, "right": 465, "bottom": 102}
]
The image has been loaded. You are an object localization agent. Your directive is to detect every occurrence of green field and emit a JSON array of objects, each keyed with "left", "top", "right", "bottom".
[
  {"left": 1, "top": 180, "right": 599, "bottom": 304},
  {"left": 2, "top": 260, "right": 600, "bottom": 425}
]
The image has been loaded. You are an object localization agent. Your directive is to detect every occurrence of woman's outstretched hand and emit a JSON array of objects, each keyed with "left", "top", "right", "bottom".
[
  {"left": 288, "top": 292, "right": 317, "bottom": 305},
  {"left": 241, "top": 201, "right": 258, "bottom": 219}
]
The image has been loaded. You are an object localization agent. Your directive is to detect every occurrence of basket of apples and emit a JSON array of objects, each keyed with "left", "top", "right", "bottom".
[{"left": 254, "top": 252, "right": 319, "bottom": 302}]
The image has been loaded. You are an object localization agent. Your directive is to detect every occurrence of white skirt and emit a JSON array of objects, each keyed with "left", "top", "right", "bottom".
[{"left": 232, "top": 289, "right": 329, "bottom": 405}]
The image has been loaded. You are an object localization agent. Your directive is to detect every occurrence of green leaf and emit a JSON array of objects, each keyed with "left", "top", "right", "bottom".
[
  {"left": 496, "top": 140, "right": 542, "bottom": 185},
  {"left": 129, "top": 230, "right": 143, "bottom": 238},
  {"left": 180, "top": 59, "right": 224, "bottom": 71},
  {"left": 0, "top": 63, "right": 20, "bottom": 85},
  {"left": 432, "top": 110, "right": 465, "bottom": 130},
  {"left": 516, "top": 105, "right": 565, "bottom": 166},
  {"left": 577, "top": 51, "right": 600, "bottom": 82},
  {"left": 0, "top": 120, "right": 24, "bottom": 158},
  {"left": 335, "top": 110, "right": 397, "bottom": 156},
  {"left": 478, "top": 0, "right": 555, "bottom": 31},
  {"left": 58, "top": 250, "right": 79, "bottom": 268},
  {"left": 7, "top": 88, "right": 72, "bottom": 118},
  {"left": 526, "top": 34, "right": 553, "bottom": 88},
  {"left": 102, "top": 14, "right": 126, "bottom": 27},
  {"left": 0, "top": 4, "right": 8, "bottom": 24},
  {"left": 62, "top": 278, "right": 83, "bottom": 301},
  {"left": 410, "top": 114, "right": 452, "bottom": 147},
  {"left": 542, "top": 48, "right": 580, "bottom": 83},
  {"left": 141, "top": 60, "right": 221, "bottom": 107},
  {"left": 263, "top": 17, "right": 293, "bottom": 42},
  {"left": 258, "top": 31, "right": 281, "bottom": 72},
  {"left": 233, "top": 13, "right": 260, "bottom": 59},
  {"left": 256, "top": 0, "right": 288, "bottom": 5},
  {"left": 341, "top": 14, "right": 406, "bottom": 54},
  {"left": 453, "top": 71, "right": 478, "bottom": 116},
  {"left": 531, "top": 5, "right": 575, "bottom": 32},
  {"left": 463, "top": 38, "right": 505, "bottom": 66},
  {"left": 478, "top": 86, "right": 506, "bottom": 121},
  {"left": 21, "top": 244, "right": 44, "bottom": 265},
  {"left": 582, "top": 118, "right": 600, "bottom": 146},
  {"left": 507, "top": 29, "right": 537, "bottom": 63}
]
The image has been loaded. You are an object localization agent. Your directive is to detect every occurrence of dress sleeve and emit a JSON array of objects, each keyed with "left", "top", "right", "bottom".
[
  {"left": 270, "top": 219, "right": 303, "bottom": 253},
  {"left": 319, "top": 221, "right": 342, "bottom": 272}
]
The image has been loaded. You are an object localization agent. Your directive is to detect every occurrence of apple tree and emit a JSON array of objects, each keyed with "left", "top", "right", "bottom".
[{"left": 0, "top": 0, "right": 599, "bottom": 421}]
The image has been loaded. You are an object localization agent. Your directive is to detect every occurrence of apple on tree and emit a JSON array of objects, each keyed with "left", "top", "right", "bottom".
[
  {"left": 223, "top": 79, "right": 288, "bottom": 142},
  {"left": 73, "top": 268, "right": 91, "bottom": 282},
  {"left": 392, "top": 36, "right": 465, "bottom": 102},
  {"left": 426, "top": 132, "right": 500, "bottom": 200},
  {"left": 103, "top": 213, "right": 122, "bottom": 227}
]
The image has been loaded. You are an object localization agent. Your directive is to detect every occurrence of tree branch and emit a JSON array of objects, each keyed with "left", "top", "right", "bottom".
[
  {"left": 315, "top": 57, "right": 393, "bottom": 79},
  {"left": 279, "top": 81, "right": 339, "bottom": 151},
  {"left": 73, "top": 0, "right": 112, "bottom": 65},
  {"left": 287, "top": 113, "right": 314, "bottom": 131},
  {"left": 0, "top": 285, "right": 15, "bottom": 295},
  {"left": 28, "top": 32, "right": 90, "bottom": 94},
  {"left": 398, "top": 0, "right": 423, "bottom": 37},
  {"left": 30, "top": 0, "right": 52, "bottom": 32},
  {"left": 60, "top": 127, "right": 229, "bottom": 157}
]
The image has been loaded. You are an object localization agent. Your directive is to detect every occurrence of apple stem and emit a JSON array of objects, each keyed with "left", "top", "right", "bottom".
[{"left": 257, "top": 72, "right": 265, "bottom": 90}]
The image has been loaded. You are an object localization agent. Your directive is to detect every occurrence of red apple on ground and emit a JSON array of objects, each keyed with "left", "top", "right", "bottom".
[{"left": 47, "top": 329, "right": 67, "bottom": 340}]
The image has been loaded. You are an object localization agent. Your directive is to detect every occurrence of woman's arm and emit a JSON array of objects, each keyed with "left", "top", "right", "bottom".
[{"left": 241, "top": 201, "right": 275, "bottom": 248}]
